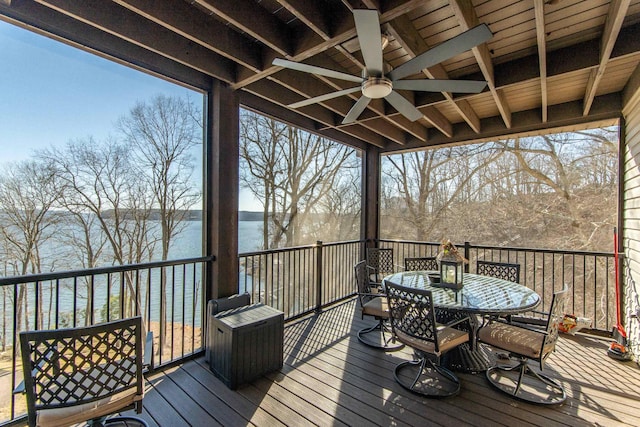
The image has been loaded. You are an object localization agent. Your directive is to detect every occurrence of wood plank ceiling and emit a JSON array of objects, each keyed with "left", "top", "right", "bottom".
[{"left": 1, "top": 0, "right": 640, "bottom": 152}]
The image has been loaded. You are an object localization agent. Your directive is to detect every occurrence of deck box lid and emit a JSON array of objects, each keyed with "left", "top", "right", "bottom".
[{"left": 214, "top": 303, "right": 283, "bottom": 329}]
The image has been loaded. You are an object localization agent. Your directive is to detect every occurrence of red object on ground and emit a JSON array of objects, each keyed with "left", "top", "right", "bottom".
[{"left": 613, "top": 227, "right": 627, "bottom": 339}]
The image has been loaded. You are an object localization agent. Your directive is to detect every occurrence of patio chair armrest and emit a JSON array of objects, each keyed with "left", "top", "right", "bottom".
[
  {"left": 362, "top": 290, "right": 384, "bottom": 297},
  {"left": 144, "top": 331, "right": 154, "bottom": 371},
  {"left": 444, "top": 315, "right": 472, "bottom": 330},
  {"left": 507, "top": 310, "right": 549, "bottom": 327}
]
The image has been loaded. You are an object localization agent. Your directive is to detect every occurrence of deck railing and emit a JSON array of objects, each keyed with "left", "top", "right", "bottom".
[
  {"left": 382, "top": 239, "right": 617, "bottom": 332},
  {"left": 238, "top": 240, "right": 362, "bottom": 320},
  {"left": 0, "top": 239, "right": 617, "bottom": 425},
  {"left": 0, "top": 257, "right": 210, "bottom": 424}
]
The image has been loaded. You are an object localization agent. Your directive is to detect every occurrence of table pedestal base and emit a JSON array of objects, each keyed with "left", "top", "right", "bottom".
[{"left": 443, "top": 342, "right": 495, "bottom": 373}]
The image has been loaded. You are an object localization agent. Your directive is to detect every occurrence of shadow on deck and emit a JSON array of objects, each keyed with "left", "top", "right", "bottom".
[{"left": 134, "top": 299, "right": 640, "bottom": 426}]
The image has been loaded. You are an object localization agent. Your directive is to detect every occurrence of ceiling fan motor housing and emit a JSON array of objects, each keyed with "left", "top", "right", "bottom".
[{"left": 362, "top": 77, "right": 393, "bottom": 98}]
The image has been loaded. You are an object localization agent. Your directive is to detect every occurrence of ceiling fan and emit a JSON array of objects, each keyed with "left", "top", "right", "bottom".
[{"left": 273, "top": 9, "right": 493, "bottom": 124}]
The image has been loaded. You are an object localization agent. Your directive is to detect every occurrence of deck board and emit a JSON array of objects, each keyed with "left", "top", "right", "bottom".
[{"left": 134, "top": 299, "right": 640, "bottom": 427}]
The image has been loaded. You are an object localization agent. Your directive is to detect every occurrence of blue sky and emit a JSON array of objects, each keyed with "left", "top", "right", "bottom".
[
  {"left": 0, "top": 20, "right": 199, "bottom": 160},
  {"left": 0, "top": 20, "right": 259, "bottom": 210}
]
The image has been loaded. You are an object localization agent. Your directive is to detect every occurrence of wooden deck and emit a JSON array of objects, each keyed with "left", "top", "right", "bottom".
[{"left": 131, "top": 299, "right": 640, "bottom": 426}]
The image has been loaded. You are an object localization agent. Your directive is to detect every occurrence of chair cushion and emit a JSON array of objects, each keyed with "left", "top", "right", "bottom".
[
  {"left": 362, "top": 296, "right": 389, "bottom": 318},
  {"left": 478, "top": 321, "right": 554, "bottom": 359},
  {"left": 395, "top": 325, "right": 468, "bottom": 355},
  {"left": 36, "top": 386, "right": 142, "bottom": 427}
]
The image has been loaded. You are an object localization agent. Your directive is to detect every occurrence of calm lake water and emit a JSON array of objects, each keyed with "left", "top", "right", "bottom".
[
  {"left": 1, "top": 220, "right": 264, "bottom": 338},
  {"left": 170, "top": 220, "right": 263, "bottom": 257}
]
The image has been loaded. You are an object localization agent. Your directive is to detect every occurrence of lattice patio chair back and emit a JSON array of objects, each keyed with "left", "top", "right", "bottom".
[
  {"left": 404, "top": 256, "right": 438, "bottom": 272},
  {"left": 476, "top": 260, "right": 521, "bottom": 283},
  {"left": 366, "top": 247, "right": 395, "bottom": 284},
  {"left": 19, "top": 317, "right": 147, "bottom": 427}
]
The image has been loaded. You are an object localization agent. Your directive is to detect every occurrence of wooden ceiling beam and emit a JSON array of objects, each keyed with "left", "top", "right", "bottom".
[
  {"left": 239, "top": 91, "right": 368, "bottom": 150},
  {"left": 413, "top": 23, "right": 640, "bottom": 108},
  {"left": 276, "top": 0, "right": 332, "bottom": 40},
  {"left": 232, "top": 0, "right": 426, "bottom": 89},
  {"left": 449, "top": 0, "right": 512, "bottom": 129},
  {"left": 386, "top": 94, "right": 621, "bottom": 154},
  {"left": 583, "top": 0, "right": 630, "bottom": 116},
  {"left": 271, "top": 70, "right": 409, "bottom": 145},
  {"left": 113, "top": 0, "right": 263, "bottom": 72},
  {"left": 533, "top": 0, "right": 548, "bottom": 123},
  {"left": 385, "top": 15, "right": 480, "bottom": 134},
  {"left": 34, "top": 0, "right": 237, "bottom": 83},
  {"left": 87, "top": 0, "right": 439, "bottom": 141},
  {"left": 193, "top": 0, "right": 292, "bottom": 57},
  {"left": 245, "top": 79, "right": 387, "bottom": 148}
]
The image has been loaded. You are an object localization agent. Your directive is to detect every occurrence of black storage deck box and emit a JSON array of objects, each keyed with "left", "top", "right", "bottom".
[{"left": 208, "top": 303, "right": 284, "bottom": 389}]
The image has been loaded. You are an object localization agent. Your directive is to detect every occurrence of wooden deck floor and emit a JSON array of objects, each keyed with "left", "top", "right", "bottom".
[{"left": 131, "top": 299, "right": 640, "bottom": 426}]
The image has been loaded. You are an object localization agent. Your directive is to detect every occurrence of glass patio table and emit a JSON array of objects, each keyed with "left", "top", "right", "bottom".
[{"left": 383, "top": 270, "right": 541, "bottom": 372}]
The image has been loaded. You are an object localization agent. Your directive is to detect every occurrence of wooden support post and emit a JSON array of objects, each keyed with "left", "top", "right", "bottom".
[
  {"left": 362, "top": 144, "right": 380, "bottom": 257},
  {"left": 206, "top": 79, "right": 240, "bottom": 300}
]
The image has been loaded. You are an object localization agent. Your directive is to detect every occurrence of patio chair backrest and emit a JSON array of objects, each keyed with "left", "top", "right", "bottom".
[
  {"left": 355, "top": 260, "right": 378, "bottom": 307},
  {"left": 477, "top": 260, "right": 521, "bottom": 283},
  {"left": 19, "top": 317, "right": 144, "bottom": 427},
  {"left": 544, "top": 288, "right": 569, "bottom": 355},
  {"left": 404, "top": 256, "right": 438, "bottom": 271},
  {"left": 385, "top": 280, "right": 440, "bottom": 352},
  {"left": 366, "top": 248, "right": 394, "bottom": 276}
]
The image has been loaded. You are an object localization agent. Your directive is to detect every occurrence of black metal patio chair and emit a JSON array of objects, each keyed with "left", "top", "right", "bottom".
[
  {"left": 385, "top": 279, "right": 471, "bottom": 397},
  {"left": 354, "top": 260, "right": 403, "bottom": 350},
  {"left": 17, "top": 316, "right": 152, "bottom": 427},
  {"left": 366, "top": 247, "right": 396, "bottom": 286},
  {"left": 477, "top": 288, "right": 568, "bottom": 404},
  {"left": 476, "top": 260, "right": 521, "bottom": 283},
  {"left": 404, "top": 256, "right": 438, "bottom": 271}
]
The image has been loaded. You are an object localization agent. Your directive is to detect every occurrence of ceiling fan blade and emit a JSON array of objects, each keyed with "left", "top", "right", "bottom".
[
  {"left": 393, "top": 79, "right": 488, "bottom": 93},
  {"left": 289, "top": 87, "right": 362, "bottom": 108},
  {"left": 342, "top": 96, "right": 372, "bottom": 124},
  {"left": 388, "top": 24, "right": 493, "bottom": 81},
  {"left": 273, "top": 58, "right": 361, "bottom": 83},
  {"left": 384, "top": 91, "right": 423, "bottom": 122},
  {"left": 353, "top": 9, "right": 383, "bottom": 77}
]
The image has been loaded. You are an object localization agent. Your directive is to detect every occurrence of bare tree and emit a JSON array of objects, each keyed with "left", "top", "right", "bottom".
[
  {"left": 0, "top": 160, "right": 61, "bottom": 332},
  {"left": 496, "top": 130, "right": 617, "bottom": 250},
  {"left": 117, "top": 94, "right": 202, "bottom": 261},
  {"left": 240, "top": 110, "right": 286, "bottom": 248},
  {"left": 240, "top": 110, "right": 358, "bottom": 248},
  {"left": 117, "top": 94, "right": 202, "bottom": 347},
  {"left": 39, "top": 138, "right": 157, "bottom": 323},
  {"left": 382, "top": 145, "right": 502, "bottom": 241},
  {"left": 312, "top": 168, "right": 361, "bottom": 241},
  {"left": 380, "top": 127, "right": 618, "bottom": 251}
]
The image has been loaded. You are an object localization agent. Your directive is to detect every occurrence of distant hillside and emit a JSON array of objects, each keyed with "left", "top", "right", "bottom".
[
  {"left": 239, "top": 211, "right": 262, "bottom": 221},
  {"left": 99, "top": 209, "right": 263, "bottom": 221}
]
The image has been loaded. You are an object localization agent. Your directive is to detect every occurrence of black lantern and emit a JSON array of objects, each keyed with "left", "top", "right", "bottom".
[{"left": 439, "top": 258, "right": 463, "bottom": 290}]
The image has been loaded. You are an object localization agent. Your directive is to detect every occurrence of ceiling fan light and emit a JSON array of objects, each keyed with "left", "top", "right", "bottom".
[{"left": 362, "top": 78, "right": 392, "bottom": 99}]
